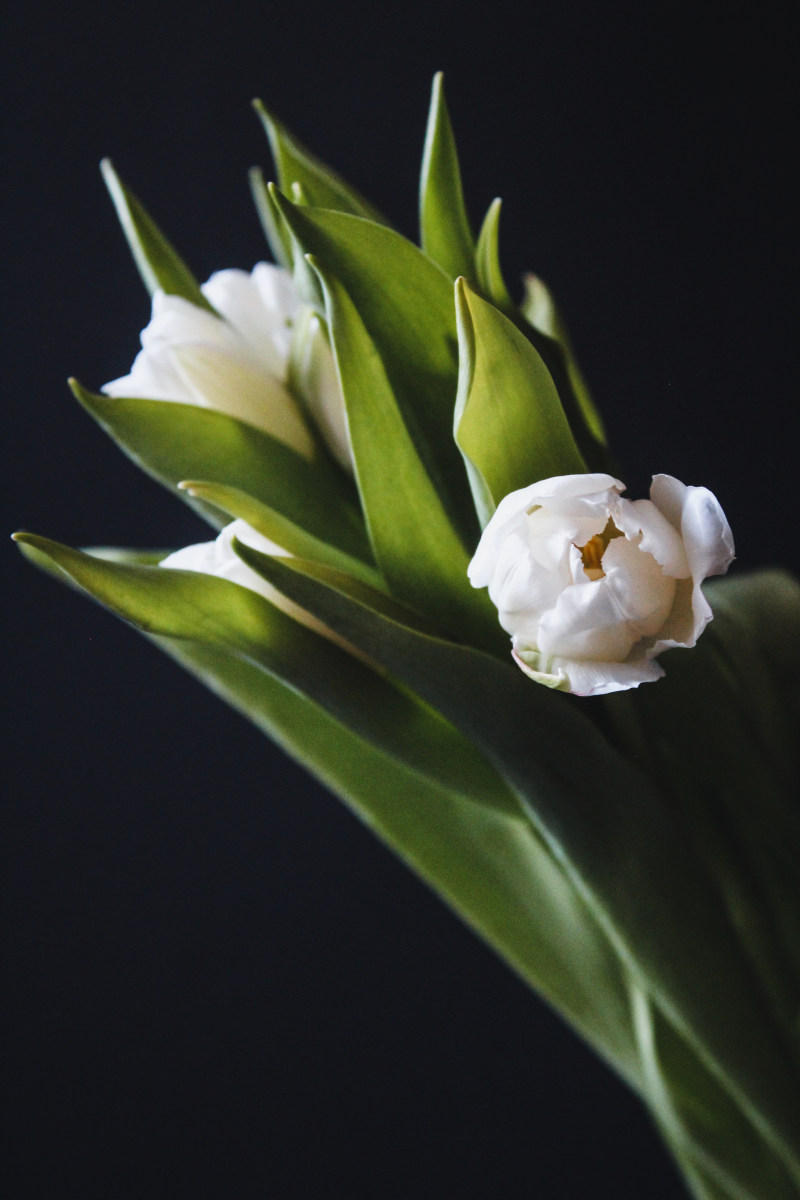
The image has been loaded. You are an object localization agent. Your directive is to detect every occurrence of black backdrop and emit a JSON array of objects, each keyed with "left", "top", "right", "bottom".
[{"left": 4, "top": 2, "right": 796, "bottom": 1197}]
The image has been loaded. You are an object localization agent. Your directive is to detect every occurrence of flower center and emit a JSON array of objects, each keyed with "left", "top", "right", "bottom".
[{"left": 577, "top": 518, "right": 623, "bottom": 581}]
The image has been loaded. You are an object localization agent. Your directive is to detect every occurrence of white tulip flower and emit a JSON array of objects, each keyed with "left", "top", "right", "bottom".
[
  {"left": 468, "top": 473, "right": 734, "bottom": 697},
  {"left": 103, "top": 263, "right": 350, "bottom": 466}
]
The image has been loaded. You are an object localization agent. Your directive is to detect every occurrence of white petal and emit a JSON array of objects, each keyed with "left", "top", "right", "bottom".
[
  {"left": 103, "top": 340, "right": 191, "bottom": 403},
  {"left": 536, "top": 575, "right": 642, "bottom": 663},
  {"left": 614, "top": 497, "right": 690, "bottom": 578},
  {"left": 680, "top": 485, "right": 735, "bottom": 581},
  {"left": 168, "top": 342, "right": 315, "bottom": 457},
  {"left": 201, "top": 265, "right": 295, "bottom": 378},
  {"left": 602, "top": 537, "right": 676, "bottom": 635},
  {"left": 554, "top": 654, "right": 664, "bottom": 697}
]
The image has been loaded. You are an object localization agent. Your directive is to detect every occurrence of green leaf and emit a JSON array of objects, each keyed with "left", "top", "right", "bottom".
[
  {"left": 454, "top": 279, "right": 587, "bottom": 526},
  {"left": 179, "top": 482, "right": 385, "bottom": 591},
  {"left": 605, "top": 573, "right": 800, "bottom": 1036},
  {"left": 419, "top": 72, "right": 476, "bottom": 280},
  {"left": 475, "top": 198, "right": 515, "bottom": 315},
  {"left": 100, "top": 159, "right": 215, "bottom": 313},
  {"left": 70, "top": 380, "right": 370, "bottom": 560},
  {"left": 249, "top": 166, "right": 292, "bottom": 269},
  {"left": 236, "top": 552, "right": 800, "bottom": 1176},
  {"left": 266, "top": 189, "right": 477, "bottom": 546},
  {"left": 17, "top": 529, "right": 641, "bottom": 1089},
  {"left": 632, "top": 985, "right": 800, "bottom": 1200},
  {"left": 521, "top": 272, "right": 607, "bottom": 447},
  {"left": 154, "top": 633, "right": 642, "bottom": 1093},
  {"left": 306, "top": 258, "right": 500, "bottom": 649},
  {"left": 253, "top": 100, "right": 389, "bottom": 224},
  {"left": 11, "top": 533, "right": 494, "bottom": 805}
]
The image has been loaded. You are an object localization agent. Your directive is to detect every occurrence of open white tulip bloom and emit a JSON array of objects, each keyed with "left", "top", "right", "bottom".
[
  {"left": 103, "top": 262, "right": 350, "bottom": 466},
  {"left": 469, "top": 473, "right": 735, "bottom": 696}
]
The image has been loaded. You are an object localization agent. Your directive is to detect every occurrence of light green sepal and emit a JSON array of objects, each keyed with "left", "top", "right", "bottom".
[
  {"left": 100, "top": 159, "right": 215, "bottom": 313},
  {"left": 419, "top": 73, "right": 476, "bottom": 280},
  {"left": 513, "top": 648, "right": 571, "bottom": 691},
  {"left": 454, "top": 279, "right": 587, "bottom": 527}
]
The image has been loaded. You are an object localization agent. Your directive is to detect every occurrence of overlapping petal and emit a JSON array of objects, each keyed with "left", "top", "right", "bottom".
[
  {"left": 103, "top": 263, "right": 350, "bottom": 467},
  {"left": 469, "top": 473, "right": 734, "bottom": 696}
]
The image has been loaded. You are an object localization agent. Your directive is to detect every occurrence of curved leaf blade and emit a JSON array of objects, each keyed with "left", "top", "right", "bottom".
[
  {"left": 265, "top": 190, "right": 477, "bottom": 545},
  {"left": 521, "top": 272, "right": 607, "bottom": 447},
  {"left": 180, "top": 482, "right": 384, "bottom": 590},
  {"left": 17, "top": 529, "right": 641, "bottom": 1089},
  {"left": 155, "top": 632, "right": 642, "bottom": 1092},
  {"left": 100, "top": 159, "right": 214, "bottom": 312},
  {"left": 307, "top": 258, "right": 500, "bottom": 648},
  {"left": 419, "top": 72, "right": 476, "bottom": 279},
  {"left": 253, "top": 100, "right": 389, "bottom": 224},
  {"left": 71, "top": 380, "right": 370, "bottom": 559},
  {"left": 455, "top": 279, "right": 587, "bottom": 526},
  {"left": 475, "top": 197, "right": 515, "bottom": 315},
  {"left": 238, "top": 551, "right": 800, "bottom": 1174}
]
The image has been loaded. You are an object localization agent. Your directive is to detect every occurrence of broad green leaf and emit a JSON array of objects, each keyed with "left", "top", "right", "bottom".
[
  {"left": 475, "top": 198, "right": 515, "bottom": 315},
  {"left": 419, "top": 73, "right": 476, "bottom": 280},
  {"left": 235, "top": 547, "right": 454, "bottom": 639},
  {"left": 521, "top": 272, "right": 607, "bottom": 447},
  {"left": 154, "top": 633, "right": 642, "bottom": 1093},
  {"left": 265, "top": 189, "right": 478, "bottom": 546},
  {"left": 455, "top": 279, "right": 587, "bottom": 526},
  {"left": 237, "top": 551, "right": 800, "bottom": 1175},
  {"left": 11, "top": 532, "right": 501, "bottom": 808},
  {"left": 100, "top": 159, "right": 214, "bottom": 313},
  {"left": 16, "top": 530, "right": 642, "bottom": 1089},
  {"left": 253, "top": 100, "right": 389, "bottom": 224},
  {"left": 307, "top": 258, "right": 501, "bottom": 650},
  {"left": 605, "top": 575, "right": 800, "bottom": 1031},
  {"left": 179, "top": 482, "right": 385, "bottom": 591},
  {"left": 70, "top": 380, "right": 370, "bottom": 560}
]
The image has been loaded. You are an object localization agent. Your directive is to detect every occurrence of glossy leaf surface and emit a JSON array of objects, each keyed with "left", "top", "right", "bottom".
[
  {"left": 266, "top": 190, "right": 477, "bottom": 544},
  {"left": 71, "top": 381, "right": 369, "bottom": 558},
  {"left": 455, "top": 279, "right": 587, "bottom": 526},
  {"left": 309, "top": 259, "right": 500, "bottom": 648}
]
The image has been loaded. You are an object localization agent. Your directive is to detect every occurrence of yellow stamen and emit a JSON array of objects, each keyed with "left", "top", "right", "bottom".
[{"left": 576, "top": 518, "right": 623, "bottom": 580}]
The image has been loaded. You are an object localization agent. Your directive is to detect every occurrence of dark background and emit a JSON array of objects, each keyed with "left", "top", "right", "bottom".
[{"left": 3, "top": 2, "right": 796, "bottom": 1196}]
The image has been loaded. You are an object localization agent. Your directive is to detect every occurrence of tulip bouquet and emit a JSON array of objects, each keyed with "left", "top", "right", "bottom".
[{"left": 15, "top": 76, "right": 800, "bottom": 1197}]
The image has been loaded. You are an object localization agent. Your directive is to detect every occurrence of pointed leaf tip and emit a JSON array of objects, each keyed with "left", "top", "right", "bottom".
[
  {"left": 100, "top": 159, "right": 213, "bottom": 312},
  {"left": 253, "top": 100, "right": 389, "bottom": 224},
  {"left": 419, "top": 73, "right": 475, "bottom": 280}
]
